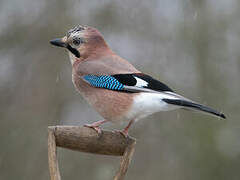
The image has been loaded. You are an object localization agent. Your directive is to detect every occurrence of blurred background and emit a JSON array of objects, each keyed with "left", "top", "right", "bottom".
[{"left": 0, "top": 0, "right": 239, "bottom": 179}]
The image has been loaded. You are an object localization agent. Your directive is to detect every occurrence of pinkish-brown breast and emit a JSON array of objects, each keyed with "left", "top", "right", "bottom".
[{"left": 72, "top": 73, "right": 135, "bottom": 122}]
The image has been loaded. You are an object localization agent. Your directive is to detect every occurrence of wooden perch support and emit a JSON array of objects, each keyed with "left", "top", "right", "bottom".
[{"left": 48, "top": 126, "right": 136, "bottom": 180}]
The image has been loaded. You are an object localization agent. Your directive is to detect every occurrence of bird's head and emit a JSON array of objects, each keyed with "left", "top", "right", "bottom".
[{"left": 50, "top": 25, "right": 111, "bottom": 64}]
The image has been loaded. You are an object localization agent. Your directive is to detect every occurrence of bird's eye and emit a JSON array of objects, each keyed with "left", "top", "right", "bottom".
[{"left": 73, "top": 38, "right": 82, "bottom": 46}]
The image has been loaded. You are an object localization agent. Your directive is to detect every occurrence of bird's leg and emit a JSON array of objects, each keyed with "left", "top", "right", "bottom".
[
  {"left": 116, "top": 119, "right": 135, "bottom": 138},
  {"left": 84, "top": 120, "right": 107, "bottom": 134}
]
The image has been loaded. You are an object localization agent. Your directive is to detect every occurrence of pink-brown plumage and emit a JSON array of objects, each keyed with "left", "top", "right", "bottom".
[{"left": 50, "top": 25, "right": 226, "bottom": 137}]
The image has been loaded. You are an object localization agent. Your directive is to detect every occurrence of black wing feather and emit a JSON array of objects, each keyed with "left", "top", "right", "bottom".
[
  {"left": 112, "top": 73, "right": 173, "bottom": 92},
  {"left": 112, "top": 74, "right": 137, "bottom": 86}
]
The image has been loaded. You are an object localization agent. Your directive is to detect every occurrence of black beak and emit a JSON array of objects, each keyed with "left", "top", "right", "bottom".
[
  {"left": 50, "top": 37, "right": 81, "bottom": 58},
  {"left": 50, "top": 38, "right": 67, "bottom": 48}
]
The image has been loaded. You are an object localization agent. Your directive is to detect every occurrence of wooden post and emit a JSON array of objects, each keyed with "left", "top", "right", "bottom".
[
  {"left": 48, "top": 128, "right": 61, "bottom": 180},
  {"left": 48, "top": 126, "right": 136, "bottom": 180},
  {"left": 114, "top": 140, "right": 136, "bottom": 180}
]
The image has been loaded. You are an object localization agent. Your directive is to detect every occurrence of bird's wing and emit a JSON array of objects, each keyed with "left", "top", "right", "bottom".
[
  {"left": 76, "top": 55, "right": 140, "bottom": 76},
  {"left": 82, "top": 73, "right": 226, "bottom": 119},
  {"left": 82, "top": 73, "right": 173, "bottom": 93}
]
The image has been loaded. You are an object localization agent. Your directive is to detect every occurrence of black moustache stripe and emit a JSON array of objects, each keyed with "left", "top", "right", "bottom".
[{"left": 67, "top": 45, "right": 80, "bottom": 58}]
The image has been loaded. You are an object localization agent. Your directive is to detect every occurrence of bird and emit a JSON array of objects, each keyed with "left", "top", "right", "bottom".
[{"left": 50, "top": 25, "right": 226, "bottom": 137}]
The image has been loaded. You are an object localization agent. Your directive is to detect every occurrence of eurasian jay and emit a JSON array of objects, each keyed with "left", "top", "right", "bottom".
[{"left": 50, "top": 25, "right": 226, "bottom": 137}]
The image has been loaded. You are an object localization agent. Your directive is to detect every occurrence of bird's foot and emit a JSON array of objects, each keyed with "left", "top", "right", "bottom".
[
  {"left": 113, "top": 129, "right": 129, "bottom": 138},
  {"left": 84, "top": 124, "right": 102, "bottom": 134},
  {"left": 83, "top": 120, "right": 107, "bottom": 135}
]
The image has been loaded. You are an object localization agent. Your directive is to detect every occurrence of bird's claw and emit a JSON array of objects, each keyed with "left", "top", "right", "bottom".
[
  {"left": 84, "top": 124, "right": 102, "bottom": 134},
  {"left": 112, "top": 129, "right": 129, "bottom": 138}
]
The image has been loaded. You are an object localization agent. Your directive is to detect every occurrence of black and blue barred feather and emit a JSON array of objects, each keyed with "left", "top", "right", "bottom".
[{"left": 83, "top": 75, "right": 124, "bottom": 91}]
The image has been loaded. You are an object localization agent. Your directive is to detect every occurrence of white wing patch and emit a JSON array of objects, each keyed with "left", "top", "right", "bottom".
[{"left": 135, "top": 76, "right": 148, "bottom": 87}]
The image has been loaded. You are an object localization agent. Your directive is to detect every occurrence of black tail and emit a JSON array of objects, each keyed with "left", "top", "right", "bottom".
[{"left": 162, "top": 99, "right": 226, "bottom": 119}]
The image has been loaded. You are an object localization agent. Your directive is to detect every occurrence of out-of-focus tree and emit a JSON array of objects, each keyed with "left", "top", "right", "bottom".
[{"left": 0, "top": 0, "right": 239, "bottom": 180}]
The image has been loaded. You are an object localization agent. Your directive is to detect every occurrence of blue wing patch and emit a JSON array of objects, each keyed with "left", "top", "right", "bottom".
[{"left": 83, "top": 75, "right": 124, "bottom": 91}]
